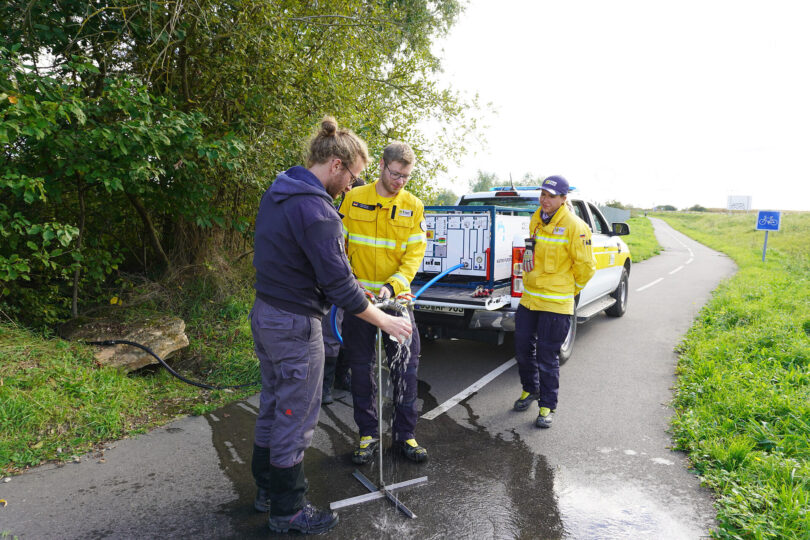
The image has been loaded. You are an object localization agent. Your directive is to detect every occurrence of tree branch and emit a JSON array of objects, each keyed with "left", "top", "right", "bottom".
[{"left": 126, "top": 192, "right": 172, "bottom": 272}]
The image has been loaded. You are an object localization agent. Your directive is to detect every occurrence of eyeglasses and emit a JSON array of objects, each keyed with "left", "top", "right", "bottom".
[
  {"left": 342, "top": 163, "right": 360, "bottom": 184},
  {"left": 384, "top": 162, "right": 410, "bottom": 181}
]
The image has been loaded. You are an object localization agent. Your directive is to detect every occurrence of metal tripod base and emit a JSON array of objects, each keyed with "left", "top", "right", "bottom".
[{"left": 329, "top": 470, "right": 427, "bottom": 518}]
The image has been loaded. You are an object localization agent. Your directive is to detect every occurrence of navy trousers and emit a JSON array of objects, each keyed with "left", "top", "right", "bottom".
[
  {"left": 514, "top": 305, "right": 571, "bottom": 410},
  {"left": 342, "top": 308, "right": 420, "bottom": 441}
]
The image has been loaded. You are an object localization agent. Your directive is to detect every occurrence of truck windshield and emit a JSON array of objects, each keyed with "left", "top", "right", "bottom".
[{"left": 458, "top": 197, "right": 539, "bottom": 210}]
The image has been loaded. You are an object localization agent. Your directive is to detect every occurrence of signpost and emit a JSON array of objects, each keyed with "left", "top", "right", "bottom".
[{"left": 755, "top": 210, "right": 781, "bottom": 262}]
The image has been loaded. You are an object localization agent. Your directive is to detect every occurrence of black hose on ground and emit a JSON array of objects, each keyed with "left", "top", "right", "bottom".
[{"left": 85, "top": 339, "right": 260, "bottom": 391}]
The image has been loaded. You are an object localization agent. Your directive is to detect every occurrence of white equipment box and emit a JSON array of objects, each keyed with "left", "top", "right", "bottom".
[{"left": 419, "top": 209, "right": 529, "bottom": 281}]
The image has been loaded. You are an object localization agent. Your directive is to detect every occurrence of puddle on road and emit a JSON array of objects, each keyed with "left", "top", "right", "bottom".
[
  {"left": 204, "top": 381, "right": 564, "bottom": 539},
  {"left": 204, "top": 380, "right": 703, "bottom": 539},
  {"left": 555, "top": 480, "right": 707, "bottom": 539}
]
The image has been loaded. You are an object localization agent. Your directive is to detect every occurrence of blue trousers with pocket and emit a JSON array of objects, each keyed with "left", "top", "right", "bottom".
[{"left": 514, "top": 305, "right": 571, "bottom": 410}]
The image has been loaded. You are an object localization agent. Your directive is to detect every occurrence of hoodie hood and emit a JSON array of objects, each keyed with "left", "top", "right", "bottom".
[{"left": 268, "top": 166, "right": 333, "bottom": 204}]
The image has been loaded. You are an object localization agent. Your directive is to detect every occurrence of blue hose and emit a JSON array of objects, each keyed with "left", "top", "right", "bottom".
[
  {"left": 413, "top": 262, "right": 465, "bottom": 300},
  {"left": 330, "top": 262, "right": 465, "bottom": 344},
  {"left": 330, "top": 305, "right": 343, "bottom": 345}
]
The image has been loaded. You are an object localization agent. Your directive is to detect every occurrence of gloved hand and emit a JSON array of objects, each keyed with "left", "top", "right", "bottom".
[
  {"left": 522, "top": 238, "right": 535, "bottom": 274},
  {"left": 523, "top": 249, "right": 534, "bottom": 273}
]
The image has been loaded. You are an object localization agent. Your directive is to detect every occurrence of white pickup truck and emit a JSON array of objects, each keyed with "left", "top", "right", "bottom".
[{"left": 412, "top": 187, "right": 631, "bottom": 362}]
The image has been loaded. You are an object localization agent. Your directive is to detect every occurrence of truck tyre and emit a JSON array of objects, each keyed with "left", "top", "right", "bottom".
[
  {"left": 558, "top": 312, "right": 577, "bottom": 365},
  {"left": 605, "top": 267, "right": 629, "bottom": 317},
  {"left": 558, "top": 295, "right": 579, "bottom": 365}
]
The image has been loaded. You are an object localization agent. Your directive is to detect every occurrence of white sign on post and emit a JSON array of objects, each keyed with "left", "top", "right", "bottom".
[{"left": 727, "top": 196, "right": 752, "bottom": 211}]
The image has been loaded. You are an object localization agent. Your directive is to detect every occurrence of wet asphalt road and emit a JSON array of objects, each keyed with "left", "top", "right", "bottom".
[{"left": 0, "top": 219, "right": 735, "bottom": 539}]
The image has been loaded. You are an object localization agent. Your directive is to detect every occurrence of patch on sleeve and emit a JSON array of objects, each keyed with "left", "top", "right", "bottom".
[{"left": 420, "top": 219, "right": 426, "bottom": 231}]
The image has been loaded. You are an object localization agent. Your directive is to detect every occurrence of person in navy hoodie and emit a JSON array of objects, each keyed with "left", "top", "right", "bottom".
[{"left": 250, "top": 116, "right": 413, "bottom": 535}]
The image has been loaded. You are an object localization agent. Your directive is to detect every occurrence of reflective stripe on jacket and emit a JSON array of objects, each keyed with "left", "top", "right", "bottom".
[
  {"left": 340, "top": 182, "right": 427, "bottom": 296},
  {"left": 519, "top": 203, "right": 596, "bottom": 315}
]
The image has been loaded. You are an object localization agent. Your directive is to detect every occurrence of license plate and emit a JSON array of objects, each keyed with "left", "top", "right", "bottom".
[{"left": 414, "top": 304, "right": 465, "bottom": 316}]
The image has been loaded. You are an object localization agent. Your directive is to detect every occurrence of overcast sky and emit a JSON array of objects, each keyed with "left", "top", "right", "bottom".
[{"left": 433, "top": 0, "right": 810, "bottom": 211}]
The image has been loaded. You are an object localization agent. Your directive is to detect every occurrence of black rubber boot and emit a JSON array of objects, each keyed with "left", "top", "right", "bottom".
[
  {"left": 267, "top": 463, "right": 337, "bottom": 534},
  {"left": 322, "top": 356, "right": 337, "bottom": 405},
  {"left": 251, "top": 444, "right": 271, "bottom": 512},
  {"left": 267, "top": 462, "right": 307, "bottom": 518}
]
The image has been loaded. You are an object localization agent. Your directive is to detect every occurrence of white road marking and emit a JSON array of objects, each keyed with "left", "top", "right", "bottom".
[
  {"left": 685, "top": 258, "right": 694, "bottom": 265},
  {"left": 636, "top": 277, "right": 664, "bottom": 292},
  {"left": 237, "top": 402, "right": 258, "bottom": 415},
  {"left": 669, "top": 265, "right": 684, "bottom": 275},
  {"left": 224, "top": 440, "right": 244, "bottom": 464},
  {"left": 421, "top": 358, "right": 517, "bottom": 420}
]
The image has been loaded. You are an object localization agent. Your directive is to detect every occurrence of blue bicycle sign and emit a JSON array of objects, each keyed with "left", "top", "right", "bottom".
[{"left": 756, "top": 211, "right": 781, "bottom": 231}]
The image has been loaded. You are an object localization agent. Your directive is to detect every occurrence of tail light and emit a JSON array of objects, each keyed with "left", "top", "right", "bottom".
[
  {"left": 511, "top": 247, "right": 525, "bottom": 297},
  {"left": 485, "top": 248, "right": 491, "bottom": 281}
]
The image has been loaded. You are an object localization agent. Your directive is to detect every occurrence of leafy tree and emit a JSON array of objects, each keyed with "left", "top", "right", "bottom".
[
  {"left": 469, "top": 170, "right": 498, "bottom": 192},
  {"left": 431, "top": 188, "right": 458, "bottom": 205},
  {"left": 604, "top": 200, "right": 630, "bottom": 210},
  {"left": 1, "top": 0, "right": 475, "bottom": 325},
  {"left": 658, "top": 205, "right": 677, "bottom": 211},
  {"left": 687, "top": 204, "right": 708, "bottom": 212}
]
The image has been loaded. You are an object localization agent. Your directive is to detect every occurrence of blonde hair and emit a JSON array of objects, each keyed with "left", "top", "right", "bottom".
[{"left": 306, "top": 116, "right": 369, "bottom": 169}]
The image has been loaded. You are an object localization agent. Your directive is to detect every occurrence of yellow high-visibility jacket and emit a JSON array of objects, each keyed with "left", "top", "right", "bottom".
[
  {"left": 340, "top": 182, "right": 427, "bottom": 296},
  {"left": 520, "top": 203, "right": 596, "bottom": 315}
]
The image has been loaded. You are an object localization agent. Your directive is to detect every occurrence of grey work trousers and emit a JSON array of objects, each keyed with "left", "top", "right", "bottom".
[{"left": 251, "top": 297, "right": 324, "bottom": 468}]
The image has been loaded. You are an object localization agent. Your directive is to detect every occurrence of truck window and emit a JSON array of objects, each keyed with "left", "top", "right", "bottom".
[
  {"left": 588, "top": 203, "right": 610, "bottom": 235},
  {"left": 571, "top": 201, "right": 592, "bottom": 230}
]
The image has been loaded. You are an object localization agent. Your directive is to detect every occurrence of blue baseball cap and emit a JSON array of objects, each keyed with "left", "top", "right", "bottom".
[{"left": 540, "top": 175, "right": 569, "bottom": 196}]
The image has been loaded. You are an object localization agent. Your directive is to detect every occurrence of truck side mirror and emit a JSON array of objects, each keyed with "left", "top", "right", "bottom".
[{"left": 611, "top": 222, "right": 630, "bottom": 236}]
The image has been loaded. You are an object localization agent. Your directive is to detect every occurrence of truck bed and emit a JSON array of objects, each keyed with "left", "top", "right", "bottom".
[{"left": 414, "top": 283, "right": 512, "bottom": 310}]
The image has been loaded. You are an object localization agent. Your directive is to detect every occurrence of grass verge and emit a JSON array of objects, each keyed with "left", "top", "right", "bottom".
[
  {"left": 657, "top": 212, "right": 810, "bottom": 539},
  {"left": 625, "top": 216, "right": 660, "bottom": 262},
  {"left": 0, "top": 261, "right": 259, "bottom": 475}
]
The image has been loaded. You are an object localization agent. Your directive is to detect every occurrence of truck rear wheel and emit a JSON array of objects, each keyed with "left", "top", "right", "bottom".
[
  {"left": 605, "top": 267, "right": 629, "bottom": 317},
  {"left": 558, "top": 311, "right": 577, "bottom": 365}
]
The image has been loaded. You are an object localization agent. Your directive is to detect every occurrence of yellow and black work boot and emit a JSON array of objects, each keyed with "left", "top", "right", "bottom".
[
  {"left": 352, "top": 436, "right": 379, "bottom": 465},
  {"left": 513, "top": 390, "right": 541, "bottom": 412},
  {"left": 535, "top": 407, "right": 554, "bottom": 428},
  {"left": 398, "top": 439, "right": 428, "bottom": 463}
]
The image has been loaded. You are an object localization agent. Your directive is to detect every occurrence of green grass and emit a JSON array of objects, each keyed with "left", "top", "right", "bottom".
[
  {"left": 0, "top": 264, "right": 259, "bottom": 475},
  {"left": 625, "top": 216, "right": 661, "bottom": 262},
  {"left": 658, "top": 211, "right": 810, "bottom": 539}
]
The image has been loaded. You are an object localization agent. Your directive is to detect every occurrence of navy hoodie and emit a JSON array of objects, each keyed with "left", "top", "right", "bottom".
[{"left": 253, "top": 166, "right": 367, "bottom": 318}]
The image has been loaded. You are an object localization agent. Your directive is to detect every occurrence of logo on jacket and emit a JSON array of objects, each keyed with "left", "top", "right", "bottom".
[
  {"left": 398, "top": 209, "right": 413, "bottom": 217},
  {"left": 553, "top": 227, "right": 566, "bottom": 235}
]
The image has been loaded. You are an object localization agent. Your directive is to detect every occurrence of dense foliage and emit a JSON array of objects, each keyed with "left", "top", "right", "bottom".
[{"left": 1, "top": 0, "right": 474, "bottom": 326}]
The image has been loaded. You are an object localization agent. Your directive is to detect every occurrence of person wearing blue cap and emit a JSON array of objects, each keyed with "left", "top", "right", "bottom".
[{"left": 512, "top": 175, "right": 596, "bottom": 428}]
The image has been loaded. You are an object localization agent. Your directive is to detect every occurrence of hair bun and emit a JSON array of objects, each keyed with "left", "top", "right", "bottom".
[{"left": 320, "top": 116, "right": 338, "bottom": 137}]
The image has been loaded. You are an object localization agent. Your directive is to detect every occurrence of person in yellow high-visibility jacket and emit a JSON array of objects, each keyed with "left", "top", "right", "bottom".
[
  {"left": 339, "top": 141, "right": 429, "bottom": 464},
  {"left": 513, "top": 175, "right": 596, "bottom": 428}
]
